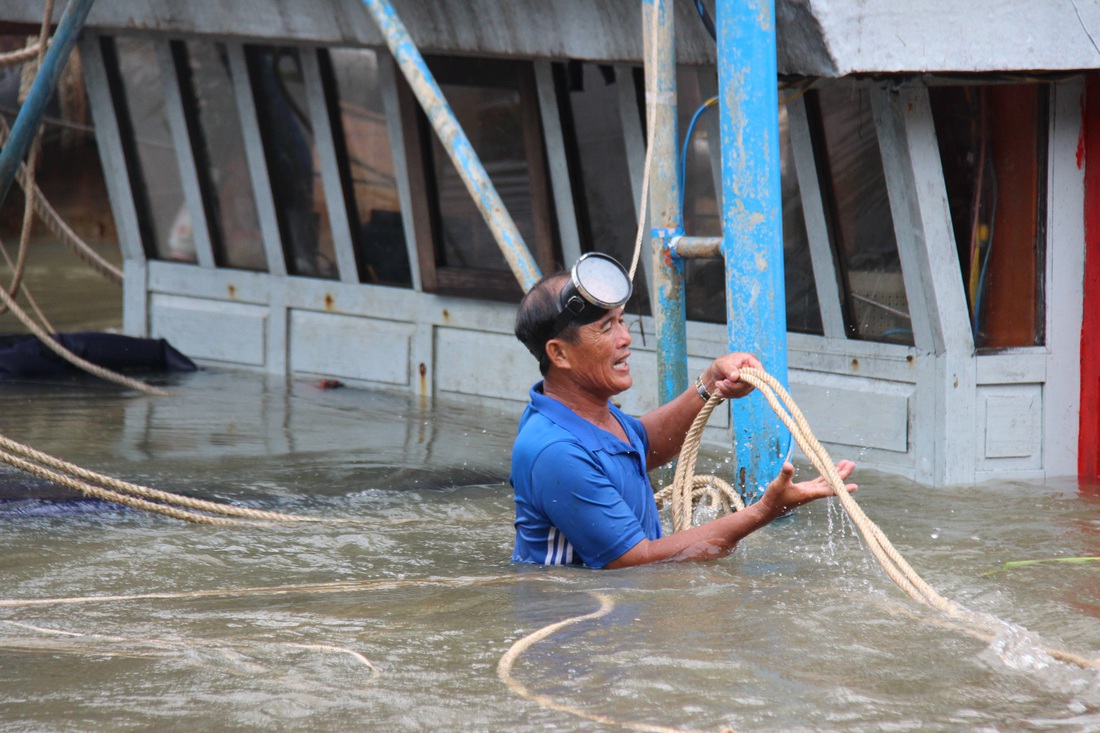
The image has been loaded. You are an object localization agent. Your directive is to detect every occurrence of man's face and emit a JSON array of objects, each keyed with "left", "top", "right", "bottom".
[{"left": 562, "top": 306, "right": 633, "bottom": 397}]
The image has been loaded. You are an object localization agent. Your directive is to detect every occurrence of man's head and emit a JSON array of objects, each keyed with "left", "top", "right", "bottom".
[
  {"left": 515, "top": 272, "right": 574, "bottom": 375},
  {"left": 515, "top": 253, "right": 635, "bottom": 389}
]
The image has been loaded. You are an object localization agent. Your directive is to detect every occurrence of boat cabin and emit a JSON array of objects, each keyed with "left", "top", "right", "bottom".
[{"left": 1, "top": 0, "right": 1097, "bottom": 487}]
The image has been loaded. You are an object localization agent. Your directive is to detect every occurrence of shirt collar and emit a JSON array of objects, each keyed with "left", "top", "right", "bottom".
[{"left": 528, "top": 381, "right": 639, "bottom": 455}]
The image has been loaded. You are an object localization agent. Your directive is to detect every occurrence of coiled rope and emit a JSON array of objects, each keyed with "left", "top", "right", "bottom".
[{"left": 653, "top": 390, "right": 744, "bottom": 530}]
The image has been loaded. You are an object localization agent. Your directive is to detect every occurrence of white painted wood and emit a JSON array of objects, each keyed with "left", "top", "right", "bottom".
[
  {"left": 0, "top": 1, "right": 719, "bottom": 67},
  {"left": 80, "top": 34, "right": 145, "bottom": 265},
  {"left": 534, "top": 59, "right": 581, "bottom": 266},
  {"left": 17, "top": 1, "right": 1100, "bottom": 75},
  {"left": 977, "top": 384, "right": 1043, "bottom": 468},
  {"left": 789, "top": 370, "right": 912, "bottom": 453},
  {"left": 378, "top": 54, "right": 423, "bottom": 292},
  {"left": 786, "top": 96, "right": 847, "bottom": 339},
  {"left": 121, "top": 260, "right": 147, "bottom": 337},
  {"left": 148, "top": 260, "right": 271, "bottom": 304},
  {"left": 789, "top": 333, "right": 918, "bottom": 383},
  {"left": 410, "top": 321, "right": 435, "bottom": 398},
  {"left": 804, "top": 0, "right": 1100, "bottom": 75},
  {"left": 149, "top": 293, "right": 268, "bottom": 365},
  {"left": 289, "top": 310, "right": 415, "bottom": 385},
  {"left": 975, "top": 351, "right": 1048, "bottom": 384},
  {"left": 81, "top": 34, "right": 149, "bottom": 337},
  {"left": 266, "top": 275, "right": 288, "bottom": 376},
  {"left": 1043, "top": 78, "right": 1087, "bottom": 477},
  {"left": 227, "top": 42, "right": 288, "bottom": 277},
  {"left": 301, "top": 48, "right": 361, "bottom": 285},
  {"left": 157, "top": 40, "right": 217, "bottom": 270},
  {"left": 873, "top": 84, "right": 977, "bottom": 485},
  {"left": 435, "top": 327, "right": 541, "bottom": 401}
]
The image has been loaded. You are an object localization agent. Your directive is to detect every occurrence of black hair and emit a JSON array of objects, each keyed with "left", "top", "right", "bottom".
[{"left": 515, "top": 272, "right": 580, "bottom": 376}]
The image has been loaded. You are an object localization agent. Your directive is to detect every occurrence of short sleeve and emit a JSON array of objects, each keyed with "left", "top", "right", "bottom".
[{"left": 528, "top": 440, "right": 647, "bottom": 568}]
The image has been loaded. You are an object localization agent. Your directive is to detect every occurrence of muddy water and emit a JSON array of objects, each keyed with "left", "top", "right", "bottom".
[{"left": 1, "top": 242, "right": 1099, "bottom": 732}]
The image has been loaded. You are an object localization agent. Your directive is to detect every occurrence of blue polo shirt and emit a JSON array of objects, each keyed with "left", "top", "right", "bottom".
[{"left": 510, "top": 382, "right": 663, "bottom": 568}]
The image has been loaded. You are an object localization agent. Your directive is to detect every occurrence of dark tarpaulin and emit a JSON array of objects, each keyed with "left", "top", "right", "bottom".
[{"left": 0, "top": 332, "right": 197, "bottom": 378}]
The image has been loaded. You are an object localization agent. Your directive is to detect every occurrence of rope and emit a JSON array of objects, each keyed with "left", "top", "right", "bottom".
[
  {"left": 0, "top": 279, "right": 172, "bottom": 395},
  {"left": 626, "top": 1, "right": 661, "bottom": 283},
  {"left": 0, "top": 22, "right": 52, "bottom": 317},
  {"left": 0, "top": 431, "right": 331, "bottom": 525},
  {"left": 0, "top": 41, "right": 46, "bottom": 67},
  {"left": 0, "top": 115, "right": 124, "bottom": 285},
  {"left": 670, "top": 366, "right": 1100, "bottom": 670},
  {"left": 0, "top": 4, "right": 145, "bottom": 395},
  {"left": 498, "top": 591, "right": 728, "bottom": 733}
]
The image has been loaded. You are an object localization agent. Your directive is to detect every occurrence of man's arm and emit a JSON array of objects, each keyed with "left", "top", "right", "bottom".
[
  {"left": 639, "top": 352, "right": 764, "bottom": 469},
  {"left": 605, "top": 460, "right": 857, "bottom": 569}
]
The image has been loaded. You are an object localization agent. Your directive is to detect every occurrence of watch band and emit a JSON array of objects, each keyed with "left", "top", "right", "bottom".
[{"left": 694, "top": 374, "right": 712, "bottom": 401}]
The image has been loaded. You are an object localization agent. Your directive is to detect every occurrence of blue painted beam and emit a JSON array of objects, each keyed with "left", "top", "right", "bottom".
[
  {"left": 361, "top": 0, "right": 542, "bottom": 292},
  {"left": 642, "top": 0, "right": 687, "bottom": 407},
  {"left": 716, "top": 0, "right": 790, "bottom": 499},
  {"left": 0, "top": 0, "right": 96, "bottom": 208}
]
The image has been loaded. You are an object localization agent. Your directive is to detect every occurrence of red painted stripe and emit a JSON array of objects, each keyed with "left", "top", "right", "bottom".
[{"left": 1080, "top": 75, "right": 1100, "bottom": 478}]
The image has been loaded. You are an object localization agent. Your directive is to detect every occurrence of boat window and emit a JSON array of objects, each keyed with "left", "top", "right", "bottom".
[
  {"left": 676, "top": 69, "right": 822, "bottom": 334},
  {"left": 807, "top": 83, "right": 913, "bottom": 345},
  {"left": 325, "top": 48, "right": 411, "bottom": 288},
  {"left": 557, "top": 61, "right": 652, "bottom": 318},
  {"left": 244, "top": 45, "right": 337, "bottom": 279},
  {"left": 410, "top": 56, "right": 557, "bottom": 301},
  {"left": 418, "top": 55, "right": 554, "bottom": 299},
  {"left": 101, "top": 36, "right": 193, "bottom": 264},
  {"left": 929, "top": 83, "right": 1048, "bottom": 349},
  {"left": 174, "top": 41, "right": 267, "bottom": 272}
]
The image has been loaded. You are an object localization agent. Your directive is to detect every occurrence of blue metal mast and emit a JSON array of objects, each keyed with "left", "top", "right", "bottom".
[
  {"left": 716, "top": 0, "right": 790, "bottom": 498},
  {"left": 0, "top": 0, "right": 97, "bottom": 208}
]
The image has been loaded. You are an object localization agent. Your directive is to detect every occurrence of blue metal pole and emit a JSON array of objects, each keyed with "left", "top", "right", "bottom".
[
  {"left": 361, "top": 0, "right": 542, "bottom": 292},
  {"left": 642, "top": 0, "right": 687, "bottom": 406},
  {"left": 716, "top": 0, "right": 789, "bottom": 499},
  {"left": 0, "top": 0, "right": 96, "bottom": 209}
]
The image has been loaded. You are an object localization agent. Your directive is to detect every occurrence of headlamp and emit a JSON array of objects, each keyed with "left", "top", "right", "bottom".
[{"left": 548, "top": 252, "right": 633, "bottom": 339}]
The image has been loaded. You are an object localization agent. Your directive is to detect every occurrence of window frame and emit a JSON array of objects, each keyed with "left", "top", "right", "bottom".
[{"left": 401, "top": 56, "right": 558, "bottom": 302}]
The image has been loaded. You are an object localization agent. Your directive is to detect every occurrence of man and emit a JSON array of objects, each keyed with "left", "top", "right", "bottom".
[{"left": 510, "top": 253, "right": 856, "bottom": 569}]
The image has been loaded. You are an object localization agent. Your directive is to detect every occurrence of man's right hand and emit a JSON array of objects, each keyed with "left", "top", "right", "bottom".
[{"left": 757, "top": 460, "right": 858, "bottom": 519}]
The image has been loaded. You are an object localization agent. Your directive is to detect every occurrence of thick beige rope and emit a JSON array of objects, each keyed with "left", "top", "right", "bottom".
[
  {"left": 656, "top": 390, "right": 744, "bottom": 532},
  {"left": 0, "top": 115, "right": 123, "bottom": 285},
  {"left": 673, "top": 366, "right": 1099, "bottom": 670},
  {"left": 0, "top": 278, "right": 173, "bottom": 395},
  {"left": 0, "top": 14, "right": 53, "bottom": 317},
  {"left": 0, "top": 431, "right": 329, "bottom": 524},
  {"left": 0, "top": 26, "right": 156, "bottom": 396},
  {"left": 0, "top": 41, "right": 46, "bottom": 67},
  {"left": 498, "top": 591, "right": 728, "bottom": 733}
]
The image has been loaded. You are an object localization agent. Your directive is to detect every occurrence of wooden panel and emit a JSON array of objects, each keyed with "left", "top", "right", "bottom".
[
  {"left": 435, "top": 327, "right": 541, "bottom": 402},
  {"left": 789, "top": 370, "right": 911, "bottom": 453},
  {"left": 150, "top": 294, "right": 267, "bottom": 365},
  {"left": 289, "top": 310, "right": 414, "bottom": 385},
  {"left": 978, "top": 385, "right": 1042, "bottom": 466}
]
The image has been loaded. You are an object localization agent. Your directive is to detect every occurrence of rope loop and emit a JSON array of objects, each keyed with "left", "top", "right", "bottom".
[{"left": 664, "top": 366, "right": 1099, "bottom": 669}]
